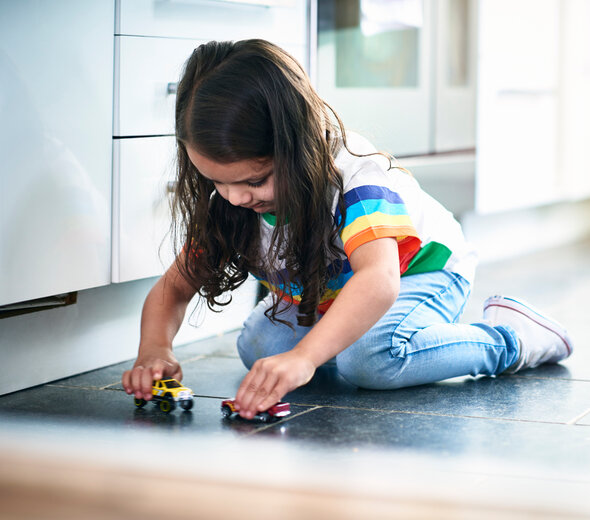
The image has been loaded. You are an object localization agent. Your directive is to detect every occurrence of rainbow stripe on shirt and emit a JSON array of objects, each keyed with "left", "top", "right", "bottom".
[{"left": 255, "top": 184, "right": 424, "bottom": 314}]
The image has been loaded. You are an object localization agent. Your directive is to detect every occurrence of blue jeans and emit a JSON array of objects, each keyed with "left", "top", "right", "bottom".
[{"left": 237, "top": 270, "right": 520, "bottom": 390}]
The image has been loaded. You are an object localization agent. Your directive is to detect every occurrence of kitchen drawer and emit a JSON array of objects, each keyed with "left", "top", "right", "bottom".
[
  {"left": 112, "top": 134, "right": 260, "bottom": 331},
  {"left": 115, "top": 35, "right": 306, "bottom": 137},
  {"left": 117, "top": 0, "right": 307, "bottom": 46},
  {"left": 112, "top": 136, "right": 177, "bottom": 282},
  {"left": 114, "top": 36, "right": 203, "bottom": 137}
]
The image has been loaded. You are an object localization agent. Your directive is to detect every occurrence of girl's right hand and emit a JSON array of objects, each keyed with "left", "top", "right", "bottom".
[{"left": 121, "top": 347, "right": 182, "bottom": 401}]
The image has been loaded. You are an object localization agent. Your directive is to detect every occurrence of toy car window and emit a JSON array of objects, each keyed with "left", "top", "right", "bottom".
[{"left": 163, "top": 380, "right": 181, "bottom": 388}]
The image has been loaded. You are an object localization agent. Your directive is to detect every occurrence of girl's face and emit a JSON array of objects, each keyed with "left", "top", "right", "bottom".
[{"left": 186, "top": 145, "right": 276, "bottom": 214}]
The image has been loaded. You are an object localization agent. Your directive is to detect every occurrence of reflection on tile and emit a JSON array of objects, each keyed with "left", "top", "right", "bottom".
[
  {"left": 0, "top": 384, "right": 303, "bottom": 438},
  {"left": 180, "top": 356, "right": 249, "bottom": 397},
  {"left": 167, "top": 357, "right": 590, "bottom": 424},
  {"left": 260, "top": 406, "right": 590, "bottom": 474},
  {"left": 292, "top": 368, "right": 590, "bottom": 425}
]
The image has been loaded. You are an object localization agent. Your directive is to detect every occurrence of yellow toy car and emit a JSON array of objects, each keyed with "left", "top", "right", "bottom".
[{"left": 133, "top": 379, "right": 194, "bottom": 413}]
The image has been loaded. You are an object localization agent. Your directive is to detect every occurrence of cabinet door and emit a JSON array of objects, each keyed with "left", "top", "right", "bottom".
[
  {"left": 476, "top": 0, "right": 560, "bottom": 213},
  {"left": 316, "top": 0, "right": 432, "bottom": 156},
  {"left": 112, "top": 137, "right": 176, "bottom": 283},
  {"left": 560, "top": 0, "right": 590, "bottom": 200},
  {"left": 118, "top": 0, "right": 307, "bottom": 48},
  {"left": 115, "top": 36, "right": 206, "bottom": 137},
  {"left": 0, "top": 1, "right": 114, "bottom": 305},
  {"left": 433, "top": 0, "right": 477, "bottom": 152}
]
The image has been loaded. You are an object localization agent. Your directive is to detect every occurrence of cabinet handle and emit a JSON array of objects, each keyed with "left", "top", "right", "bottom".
[{"left": 167, "top": 82, "right": 178, "bottom": 95}]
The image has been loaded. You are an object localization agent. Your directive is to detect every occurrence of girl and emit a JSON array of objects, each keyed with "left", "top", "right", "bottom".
[{"left": 122, "top": 39, "right": 573, "bottom": 420}]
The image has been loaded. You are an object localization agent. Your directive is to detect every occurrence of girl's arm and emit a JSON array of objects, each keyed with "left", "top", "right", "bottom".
[
  {"left": 122, "top": 252, "right": 198, "bottom": 401},
  {"left": 234, "top": 237, "right": 400, "bottom": 418}
]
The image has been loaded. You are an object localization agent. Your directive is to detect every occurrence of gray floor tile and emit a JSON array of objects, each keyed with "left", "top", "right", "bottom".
[
  {"left": 0, "top": 384, "right": 303, "bottom": 436},
  {"left": 172, "top": 356, "right": 590, "bottom": 424},
  {"left": 258, "top": 406, "right": 590, "bottom": 474},
  {"left": 576, "top": 411, "right": 590, "bottom": 426}
]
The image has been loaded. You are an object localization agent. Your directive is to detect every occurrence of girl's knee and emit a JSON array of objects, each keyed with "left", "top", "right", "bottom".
[
  {"left": 336, "top": 338, "right": 407, "bottom": 390},
  {"left": 237, "top": 307, "right": 304, "bottom": 369},
  {"left": 236, "top": 329, "right": 265, "bottom": 369}
]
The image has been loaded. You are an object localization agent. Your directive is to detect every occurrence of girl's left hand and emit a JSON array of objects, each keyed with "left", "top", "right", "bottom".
[{"left": 234, "top": 350, "right": 316, "bottom": 419}]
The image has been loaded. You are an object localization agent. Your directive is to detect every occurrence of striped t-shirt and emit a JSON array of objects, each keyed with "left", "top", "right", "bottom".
[{"left": 254, "top": 133, "right": 477, "bottom": 313}]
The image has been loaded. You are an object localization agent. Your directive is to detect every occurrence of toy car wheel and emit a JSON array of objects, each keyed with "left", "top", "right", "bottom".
[
  {"left": 134, "top": 397, "right": 146, "bottom": 408},
  {"left": 159, "top": 398, "right": 176, "bottom": 413},
  {"left": 221, "top": 404, "right": 233, "bottom": 418},
  {"left": 258, "top": 412, "right": 272, "bottom": 423},
  {"left": 180, "top": 399, "right": 194, "bottom": 411}
]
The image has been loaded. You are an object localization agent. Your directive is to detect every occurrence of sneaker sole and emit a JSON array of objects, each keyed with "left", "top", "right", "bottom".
[{"left": 484, "top": 296, "right": 573, "bottom": 357}]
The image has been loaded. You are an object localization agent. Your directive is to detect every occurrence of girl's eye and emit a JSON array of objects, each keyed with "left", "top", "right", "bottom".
[{"left": 247, "top": 178, "right": 267, "bottom": 188}]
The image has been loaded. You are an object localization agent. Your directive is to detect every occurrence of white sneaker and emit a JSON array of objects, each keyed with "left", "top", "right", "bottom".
[{"left": 483, "top": 295, "right": 573, "bottom": 373}]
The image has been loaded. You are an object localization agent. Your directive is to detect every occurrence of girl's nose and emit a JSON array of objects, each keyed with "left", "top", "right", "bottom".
[{"left": 226, "top": 185, "right": 252, "bottom": 206}]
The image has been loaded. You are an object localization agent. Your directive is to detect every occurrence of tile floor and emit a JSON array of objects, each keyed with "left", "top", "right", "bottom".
[{"left": 1, "top": 238, "right": 589, "bottom": 518}]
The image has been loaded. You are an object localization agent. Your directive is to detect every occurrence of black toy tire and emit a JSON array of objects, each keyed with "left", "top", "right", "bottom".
[
  {"left": 180, "top": 399, "right": 194, "bottom": 411},
  {"left": 159, "top": 398, "right": 176, "bottom": 413},
  {"left": 134, "top": 397, "right": 146, "bottom": 408},
  {"left": 259, "top": 412, "right": 272, "bottom": 423},
  {"left": 221, "top": 405, "right": 232, "bottom": 418}
]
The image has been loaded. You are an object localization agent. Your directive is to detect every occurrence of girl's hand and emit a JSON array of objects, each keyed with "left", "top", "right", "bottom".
[
  {"left": 234, "top": 350, "right": 316, "bottom": 419},
  {"left": 122, "top": 347, "right": 182, "bottom": 401}
]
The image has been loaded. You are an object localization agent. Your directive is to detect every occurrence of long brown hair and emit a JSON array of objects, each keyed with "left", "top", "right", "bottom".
[{"left": 172, "top": 39, "right": 347, "bottom": 326}]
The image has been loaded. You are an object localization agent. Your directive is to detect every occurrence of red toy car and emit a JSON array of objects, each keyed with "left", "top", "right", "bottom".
[{"left": 221, "top": 399, "right": 291, "bottom": 423}]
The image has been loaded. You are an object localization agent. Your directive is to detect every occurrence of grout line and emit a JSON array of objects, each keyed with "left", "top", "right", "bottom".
[
  {"left": 100, "top": 382, "right": 124, "bottom": 390},
  {"left": 45, "top": 383, "right": 101, "bottom": 391},
  {"left": 288, "top": 402, "right": 575, "bottom": 426},
  {"left": 566, "top": 408, "right": 590, "bottom": 425},
  {"left": 506, "top": 374, "right": 590, "bottom": 383},
  {"left": 45, "top": 383, "right": 126, "bottom": 392},
  {"left": 245, "top": 406, "right": 323, "bottom": 436}
]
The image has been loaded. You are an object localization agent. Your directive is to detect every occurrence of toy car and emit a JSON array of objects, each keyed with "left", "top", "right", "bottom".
[
  {"left": 220, "top": 399, "right": 291, "bottom": 423},
  {"left": 133, "top": 379, "right": 194, "bottom": 413}
]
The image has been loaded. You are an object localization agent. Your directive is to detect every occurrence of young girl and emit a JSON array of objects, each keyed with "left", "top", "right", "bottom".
[{"left": 122, "top": 39, "right": 573, "bottom": 420}]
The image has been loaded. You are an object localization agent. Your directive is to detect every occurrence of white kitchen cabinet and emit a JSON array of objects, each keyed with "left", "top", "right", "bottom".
[
  {"left": 112, "top": 137, "right": 177, "bottom": 283},
  {"left": 559, "top": 0, "right": 590, "bottom": 201},
  {"left": 114, "top": 36, "right": 206, "bottom": 137},
  {"left": 317, "top": 0, "right": 433, "bottom": 157},
  {"left": 114, "top": 34, "right": 307, "bottom": 138},
  {"left": 475, "top": 0, "right": 590, "bottom": 214},
  {"left": 117, "top": 0, "right": 307, "bottom": 51},
  {"left": 433, "top": 0, "right": 477, "bottom": 153},
  {"left": 112, "top": 0, "right": 310, "bottom": 283},
  {"left": 0, "top": 0, "right": 114, "bottom": 306},
  {"left": 476, "top": 0, "right": 559, "bottom": 214}
]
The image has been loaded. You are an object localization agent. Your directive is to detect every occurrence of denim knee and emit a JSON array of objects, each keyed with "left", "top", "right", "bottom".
[
  {"left": 236, "top": 326, "right": 277, "bottom": 370},
  {"left": 236, "top": 331, "right": 256, "bottom": 370},
  {"left": 336, "top": 335, "right": 407, "bottom": 390}
]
